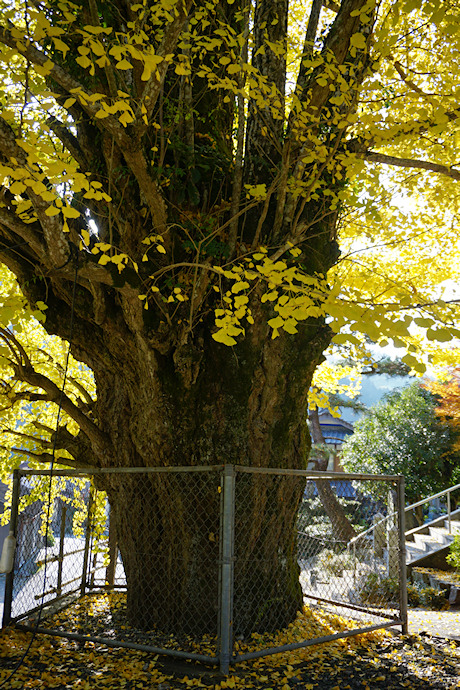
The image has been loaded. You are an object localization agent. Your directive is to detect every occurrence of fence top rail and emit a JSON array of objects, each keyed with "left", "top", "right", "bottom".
[
  {"left": 16, "top": 465, "right": 225, "bottom": 477},
  {"left": 234, "top": 466, "right": 402, "bottom": 481},
  {"left": 15, "top": 465, "right": 402, "bottom": 481}
]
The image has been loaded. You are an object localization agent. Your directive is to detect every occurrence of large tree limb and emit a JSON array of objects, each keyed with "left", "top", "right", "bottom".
[
  {"left": 36, "top": 349, "right": 95, "bottom": 411},
  {"left": 364, "top": 151, "right": 460, "bottom": 180},
  {"left": 277, "top": 0, "right": 373, "bottom": 234},
  {"left": 0, "top": 23, "right": 129, "bottom": 149},
  {"left": 121, "top": 147, "right": 167, "bottom": 233},
  {"left": 13, "top": 364, "right": 110, "bottom": 453},
  {"left": 0, "top": 445, "right": 88, "bottom": 469},
  {"left": 0, "top": 206, "right": 46, "bottom": 260},
  {"left": 0, "top": 24, "right": 167, "bottom": 231},
  {"left": 0, "top": 327, "right": 109, "bottom": 453},
  {"left": 304, "top": 0, "right": 373, "bottom": 115}
]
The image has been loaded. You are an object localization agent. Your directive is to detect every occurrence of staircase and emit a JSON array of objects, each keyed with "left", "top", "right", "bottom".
[{"left": 405, "top": 507, "right": 460, "bottom": 568}]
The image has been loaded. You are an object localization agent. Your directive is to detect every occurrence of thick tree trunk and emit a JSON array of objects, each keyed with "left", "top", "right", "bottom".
[
  {"left": 233, "top": 472, "right": 305, "bottom": 634},
  {"left": 105, "top": 472, "right": 221, "bottom": 633},
  {"left": 85, "top": 317, "right": 331, "bottom": 634}
]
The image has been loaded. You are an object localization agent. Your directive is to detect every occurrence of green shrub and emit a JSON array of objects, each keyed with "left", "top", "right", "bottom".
[
  {"left": 419, "top": 586, "right": 449, "bottom": 610},
  {"left": 357, "top": 574, "right": 449, "bottom": 609},
  {"left": 407, "top": 583, "right": 448, "bottom": 609},
  {"left": 446, "top": 535, "right": 460, "bottom": 571},
  {"left": 406, "top": 583, "right": 421, "bottom": 607},
  {"left": 356, "top": 573, "right": 399, "bottom": 604},
  {"left": 316, "top": 549, "right": 356, "bottom": 576}
]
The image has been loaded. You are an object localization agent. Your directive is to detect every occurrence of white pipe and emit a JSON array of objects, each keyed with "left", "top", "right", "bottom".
[{"left": 0, "top": 532, "right": 16, "bottom": 574}]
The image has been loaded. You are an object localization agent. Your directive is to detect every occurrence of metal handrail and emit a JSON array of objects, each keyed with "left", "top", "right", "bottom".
[
  {"left": 349, "top": 481, "right": 460, "bottom": 547},
  {"left": 402, "top": 481, "right": 460, "bottom": 514}
]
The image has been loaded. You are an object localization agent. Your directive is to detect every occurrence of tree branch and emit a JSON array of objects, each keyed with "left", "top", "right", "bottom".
[
  {"left": 135, "top": 0, "right": 193, "bottom": 137},
  {"left": 46, "top": 116, "right": 89, "bottom": 171},
  {"left": 0, "top": 23, "right": 167, "bottom": 230},
  {"left": 323, "top": 0, "right": 341, "bottom": 11},
  {"left": 1, "top": 428, "right": 51, "bottom": 445},
  {"left": 87, "top": 0, "right": 118, "bottom": 98},
  {"left": 36, "top": 349, "right": 95, "bottom": 408},
  {"left": 3, "top": 425, "right": 93, "bottom": 466},
  {"left": 16, "top": 366, "right": 109, "bottom": 449},
  {"left": 121, "top": 147, "right": 167, "bottom": 233},
  {"left": 228, "top": 0, "right": 250, "bottom": 255},
  {"left": 0, "top": 390, "right": 51, "bottom": 408},
  {"left": 393, "top": 60, "right": 439, "bottom": 101},
  {"left": 0, "top": 327, "right": 109, "bottom": 453},
  {"left": 0, "top": 205, "right": 46, "bottom": 260},
  {"left": 0, "top": 116, "right": 70, "bottom": 268},
  {"left": 0, "top": 23, "right": 129, "bottom": 148},
  {"left": 364, "top": 151, "right": 460, "bottom": 180},
  {"left": 0, "top": 444, "right": 87, "bottom": 469},
  {"left": 294, "top": 0, "right": 323, "bottom": 99}
]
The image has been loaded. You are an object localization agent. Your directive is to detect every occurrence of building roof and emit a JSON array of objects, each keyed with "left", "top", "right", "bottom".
[{"left": 318, "top": 410, "right": 354, "bottom": 445}]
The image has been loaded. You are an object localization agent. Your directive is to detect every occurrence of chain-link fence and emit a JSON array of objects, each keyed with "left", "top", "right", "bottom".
[{"left": 2, "top": 466, "right": 407, "bottom": 673}]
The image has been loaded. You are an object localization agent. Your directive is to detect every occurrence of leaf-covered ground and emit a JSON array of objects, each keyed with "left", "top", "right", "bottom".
[{"left": 0, "top": 594, "right": 459, "bottom": 689}]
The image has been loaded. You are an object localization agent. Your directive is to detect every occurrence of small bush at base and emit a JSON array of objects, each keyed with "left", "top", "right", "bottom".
[
  {"left": 316, "top": 548, "right": 357, "bottom": 577},
  {"left": 418, "top": 586, "right": 449, "bottom": 610},
  {"left": 357, "top": 574, "right": 449, "bottom": 609},
  {"left": 446, "top": 535, "right": 460, "bottom": 572}
]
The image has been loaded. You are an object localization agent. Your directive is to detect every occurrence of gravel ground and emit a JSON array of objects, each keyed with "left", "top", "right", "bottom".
[{"left": 408, "top": 608, "right": 460, "bottom": 640}]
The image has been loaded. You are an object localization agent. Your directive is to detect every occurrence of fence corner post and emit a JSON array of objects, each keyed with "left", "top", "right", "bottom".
[
  {"left": 396, "top": 476, "right": 408, "bottom": 635},
  {"left": 2, "top": 469, "right": 21, "bottom": 628},
  {"left": 219, "top": 464, "right": 235, "bottom": 675},
  {"left": 80, "top": 487, "right": 94, "bottom": 598}
]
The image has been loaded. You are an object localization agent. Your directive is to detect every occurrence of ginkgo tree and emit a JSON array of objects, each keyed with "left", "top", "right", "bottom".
[{"left": 0, "top": 0, "right": 460, "bottom": 634}]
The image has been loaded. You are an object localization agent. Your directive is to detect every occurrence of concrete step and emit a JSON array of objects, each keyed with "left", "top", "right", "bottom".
[
  {"left": 406, "top": 527, "right": 457, "bottom": 566},
  {"left": 405, "top": 508, "right": 460, "bottom": 567},
  {"left": 443, "top": 520, "right": 460, "bottom": 534},
  {"left": 427, "top": 526, "right": 453, "bottom": 545},
  {"left": 413, "top": 533, "right": 443, "bottom": 552},
  {"left": 406, "top": 542, "right": 430, "bottom": 559}
]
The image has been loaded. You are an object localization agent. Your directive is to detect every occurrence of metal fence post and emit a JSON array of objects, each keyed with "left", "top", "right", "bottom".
[
  {"left": 2, "top": 469, "right": 21, "bottom": 627},
  {"left": 81, "top": 488, "right": 94, "bottom": 598},
  {"left": 447, "top": 491, "right": 451, "bottom": 534},
  {"left": 219, "top": 464, "right": 235, "bottom": 675},
  {"left": 396, "top": 476, "right": 408, "bottom": 635},
  {"left": 105, "top": 514, "right": 117, "bottom": 587},
  {"left": 57, "top": 504, "right": 67, "bottom": 596}
]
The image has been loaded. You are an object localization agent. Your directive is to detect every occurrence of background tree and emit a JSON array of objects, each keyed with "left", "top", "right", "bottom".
[
  {"left": 426, "top": 369, "right": 460, "bottom": 452},
  {"left": 341, "top": 383, "right": 460, "bottom": 509},
  {"left": 0, "top": 0, "right": 460, "bottom": 634}
]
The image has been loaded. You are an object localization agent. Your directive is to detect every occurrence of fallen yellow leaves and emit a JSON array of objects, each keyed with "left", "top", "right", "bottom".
[{"left": 0, "top": 592, "right": 458, "bottom": 688}]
